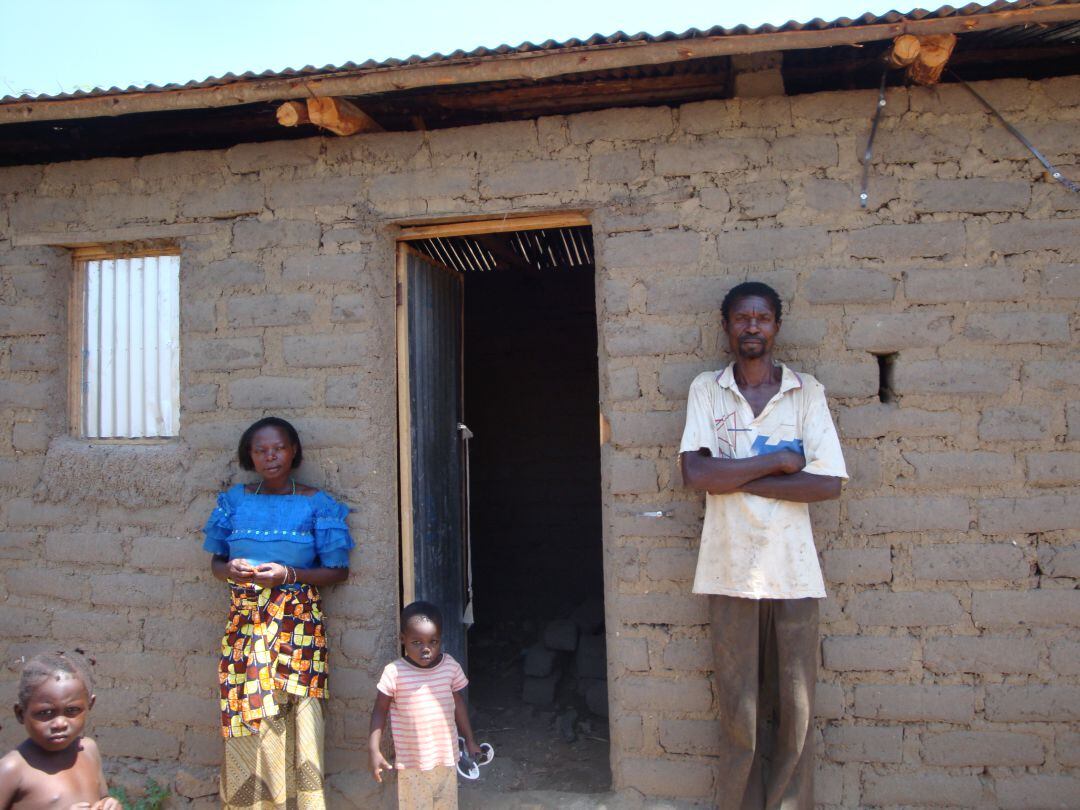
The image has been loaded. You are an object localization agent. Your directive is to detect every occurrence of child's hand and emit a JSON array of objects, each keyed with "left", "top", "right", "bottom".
[
  {"left": 92, "top": 798, "right": 122, "bottom": 810},
  {"left": 464, "top": 738, "right": 483, "bottom": 759},
  {"left": 369, "top": 749, "right": 392, "bottom": 783}
]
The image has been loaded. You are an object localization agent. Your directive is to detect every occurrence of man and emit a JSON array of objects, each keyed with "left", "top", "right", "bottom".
[{"left": 679, "top": 281, "right": 846, "bottom": 809}]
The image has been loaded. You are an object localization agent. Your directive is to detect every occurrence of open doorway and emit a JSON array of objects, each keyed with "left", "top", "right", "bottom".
[{"left": 397, "top": 217, "right": 609, "bottom": 796}]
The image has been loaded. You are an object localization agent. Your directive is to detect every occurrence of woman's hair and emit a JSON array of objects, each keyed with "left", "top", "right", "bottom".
[
  {"left": 401, "top": 601, "right": 443, "bottom": 633},
  {"left": 18, "top": 652, "right": 94, "bottom": 707},
  {"left": 237, "top": 417, "right": 303, "bottom": 471}
]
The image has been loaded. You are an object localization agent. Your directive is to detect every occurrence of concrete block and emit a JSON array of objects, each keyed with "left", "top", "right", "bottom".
[
  {"left": 224, "top": 138, "right": 319, "bottom": 173},
  {"left": 129, "top": 536, "right": 205, "bottom": 570},
  {"left": 612, "top": 636, "right": 648, "bottom": 672},
  {"left": 585, "top": 680, "right": 608, "bottom": 717},
  {"left": 715, "top": 226, "right": 828, "bottom": 264},
  {"left": 371, "top": 167, "right": 473, "bottom": 205},
  {"left": 925, "top": 730, "right": 1044, "bottom": 766},
  {"left": 617, "top": 756, "right": 713, "bottom": 800},
  {"left": 822, "top": 725, "right": 902, "bottom": 763},
  {"left": 658, "top": 362, "right": 714, "bottom": 400},
  {"left": 1023, "top": 360, "right": 1080, "bottom": 390},
  {"left": 729, "top": 180, "right": 788, "bottom": 217},
  {"left": 606, "top": 366, "right": 640, "bottom": 401},
  {"left": 181, "top": 184, "right": 264, "bottom": 219},
  {"left": 905, "top": 266, "right": 1025, "bottom": 303},
  {"left": 0, "top": 606, "right": 51, "bottom": 637},
  {"left": 821, "top": 636, "right": 916, "bottom": 672},
  {"left": 330, "top": 294, "right": 368, "bottom": 323},
  {"left": 847, "top": 590, "right": 965, "bottom": 626},
  {"left": 95, "top": 726, "right": 180, "bottom": 760},
  {"left": 803, "top": 268, "right": 895, "bottom": 304},
  {"left": 846, "top": 222, "right": 964, "bottom": 260},
  {"left": 1042, "top": 263, "right": 1080, "bottom": 298},
  {"left": 1040, "top": 543, "right": 1080, "bottom": 578},
  {"left": 877, "top": 126, "right": 970, "bottom": 163},
  {"left": 480, "top": 159, "right": 583, "bottom": 197},
  {"left": 822, "top": 548, "right": 891, "bottom": 585},
  {"left": 569, "top": 107, "right": 673, "bottom": 143},
  {"left": 815, "top": 682, "right": 844, "bottom": 720},
  {"left": 662, "top": 638, "right": 711, "bottom": 671},
  {"left": 90, "top": 573, "right": 174, "bottom": 607},
  {"left": 0, "top": 532, "right": 38, "bottom": 561},
  {"left": 973, "top": 590, "right": 1080, "bottom": 629},
  {"left": 324, "top": 372, "right": 373, "bottom": 408},
  {"left": 979, "top": 407, "right": 1051, "bottom": 441},
  {"left": 543, "top": 619, "right": 578, "bottom": 652},
  {"left": 283, "top": 333, "right": 372, "bottom": 368},
  {"left": 617, "top": 593, "right": 709, "bottom": 626},
  {"left": 227, "top": 294, "right": 315, "bottom": 328},
  {"left": 659, "top": 718, "right": 720, "bottom": 756},
  {"left": 232, "top": 219, "right": 320, "bottom": 251},
  {"left": 980, "top": 494, "right": 1079, "bottom": 533},
  {"left": 228, "top": 376, "right": 315, "bottom": 409},
  {"left": 283, "top": 254, "right": 364, "bottom": 284},
  {"left": 49, "top": 609, "right": 140, "bottom": 644},
  {"left": 604, "top": 321, "right": 700, "bottom": 357},
  {"left": 965, "top": 312, "right": 1071, "bottom": 345},
  {"left": 644, "top": 275, "right": 727, "bottom": 314},
  {"left": 576, "top": 633, "right": 607, "bottom": 679},
  {"left": 985, "top": 684, "right": 1080, "bottom": 721},
  {"left": 181, "top": 384, "right": 218, "bottom": 413},
  {"left": 523, "top": 643, "right": 558, "bottom": 678},
  {"left": 202, "top": 258, "right": 265, "bottom": 287},
  {"left": 853, "top": 684, "right": 975, "bottom": 722},
  {"left": 609, "top": 410, "right": 684, "bottom": 448},
  {"left": 645, "top": 547, "right": 697, "bottom": 583},
  {"left": 655, "top": 137, "right": 766, "bottom": 175},
  {"left": 809, "top": 360, "right": 879, "bottom": 398},
  {"left": 44, "top": 532, "right": 124, "bottom": 566},
  {"left": 840, "top": 404, "right": 961, "bottom": 439},
  {"left": 1060, "top": 731, "right": 1080, "bottom": 767},
  {"left": 266, "top": 176, "right": 362, "bottom": 209},
  {"left": 912, "top": 542, "right": 1026, "bottom": 581},
  {"left": 844, "top": 312, "right": 952, "bottom": 351},
  {"left": 10, "top": 196, "right": 86, "bottom": 230},
  {"left": 522, "top": 672, "right": 560, "bottom": 706},
  {"left": 604, "top": 230, "right": 702, "bottom": 268},
  {"left": 0, "top": 381, "right": 53, "bottom": 409},
  {"left": 1027, "top": 452, "right": 1080, "bottom": 486},
  {"left": 618, "top": 675, "right": 712, "bottom": 713},
  {"left": 997, "top": 776, "right": 1080, "bottom": 810},
  {"left": 186, "top": 337, "right": 263, "bottom": 371},
  {"left": 608, "top": 454, "right": 658, "bottom": 495},
  {"left": 848, "top": 497, "right": 970, "bottom": 534},
  {"left": 925, "top": 636, "right": 1040, "bottom": 674},
  {"left": 989, "top": 217, "right": 1080, "bottom": 254},
  {"left": 771, "top": 134, "right": 837, "bottom": 169},
  {"left": 6, "top": 568, "right": 87, "bottom": 602},
  {"left": 862, "top": 773, "right": 986, "bottom": 808},
  {"left": 912, "top": 179, "right": 1030, "bottom": 213},
  {"left": 589, "top": 151, "right": 642, "bottom": 184},
  {"left": 9, "top": 337, "right": 61, "bottom": 371},
  {"left": 894, "top": 360, "right": 1014, "bottom": 395}
]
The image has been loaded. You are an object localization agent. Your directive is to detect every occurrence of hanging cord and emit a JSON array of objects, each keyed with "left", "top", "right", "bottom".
[
  {"left": 859, "top": 66, "right": 890, "bottom": 209},
  {"left": 950, "top": 71, "right": 1079, "bottom": 193}
]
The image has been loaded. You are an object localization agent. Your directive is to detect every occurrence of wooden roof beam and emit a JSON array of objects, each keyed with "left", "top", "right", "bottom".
[{"left": 2, "top": 3, "right": 1078, "bottom": 125}]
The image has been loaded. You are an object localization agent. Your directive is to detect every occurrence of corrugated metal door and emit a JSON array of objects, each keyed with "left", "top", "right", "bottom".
[{"left": 399, "top": 247, "right": 468, "bottom": 668}]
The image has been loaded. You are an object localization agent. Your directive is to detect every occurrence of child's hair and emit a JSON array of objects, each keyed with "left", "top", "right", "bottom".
[
  {"left": 18, "top": 652, "right": 94, "bottom": 708},
  {"left": 400, "top": 601, "right": 443, "bottom": 633}
]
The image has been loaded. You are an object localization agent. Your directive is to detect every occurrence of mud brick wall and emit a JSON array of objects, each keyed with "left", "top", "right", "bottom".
[{"left": 1, "top": 73, "right": 1078, "bottom": 807}]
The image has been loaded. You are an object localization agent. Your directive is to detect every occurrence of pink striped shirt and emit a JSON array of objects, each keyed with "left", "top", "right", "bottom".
[{"left": 376, "top": 654, "right": 468, "bottom": 771}]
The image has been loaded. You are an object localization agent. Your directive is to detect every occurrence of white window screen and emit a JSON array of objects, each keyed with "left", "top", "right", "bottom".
[{"left": 81, "top": 254, "right": 180, "bottom": 438}]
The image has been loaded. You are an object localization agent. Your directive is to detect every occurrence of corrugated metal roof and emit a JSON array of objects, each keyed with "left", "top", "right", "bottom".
[{"left": 4, "top": 0, "right": 1076, "bottom": 104}]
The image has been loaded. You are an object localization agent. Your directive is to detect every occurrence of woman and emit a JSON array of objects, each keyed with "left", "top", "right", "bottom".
[{"left": 203, "top": 416, "right": 354, "bottom": 809}]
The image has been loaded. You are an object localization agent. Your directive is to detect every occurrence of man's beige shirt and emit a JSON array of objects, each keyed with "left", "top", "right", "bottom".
[{"left": 680, "top": 363, "right": 847, "bottom": 599}]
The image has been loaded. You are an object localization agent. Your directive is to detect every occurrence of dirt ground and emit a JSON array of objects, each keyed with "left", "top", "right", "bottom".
[{"left": 458, "top": 626, "right": 612, "bottom": 802}]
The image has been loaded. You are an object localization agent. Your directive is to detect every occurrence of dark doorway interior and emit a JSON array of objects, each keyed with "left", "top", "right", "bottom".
[{"left": 409, "top": 226, "right": 609, "bottom": 795}]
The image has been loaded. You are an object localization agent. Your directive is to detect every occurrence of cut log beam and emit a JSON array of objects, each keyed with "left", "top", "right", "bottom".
[
  {"left": 276, "top": 100, "right": 310, "bottom": 127},
  {"left": 305, "top": 97, "right": 384, "bottom": 136},
  {"left": 887, "top": 34, "right": 921, "bottom": 68},
  {"left": 908, "top": 34, "right": 957, "bottom": 85}
]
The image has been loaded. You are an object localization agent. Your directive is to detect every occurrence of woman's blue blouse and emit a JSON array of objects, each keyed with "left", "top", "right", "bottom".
[{"left": 202, "top": 484, "right": 354, "bottom": 569}]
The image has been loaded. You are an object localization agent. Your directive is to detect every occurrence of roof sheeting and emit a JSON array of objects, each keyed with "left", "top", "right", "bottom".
[{"left": 4, "top": 0, "right": 1077, "bottom": 105}]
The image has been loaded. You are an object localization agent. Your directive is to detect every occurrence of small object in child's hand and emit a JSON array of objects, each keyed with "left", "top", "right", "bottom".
[{"left": 456, "top": 736, "right": 494, "bottom": 780}]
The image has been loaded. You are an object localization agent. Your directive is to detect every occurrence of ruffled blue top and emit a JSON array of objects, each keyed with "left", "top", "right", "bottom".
[{"left": 202, "top": 484, "right": 354, "bottom": 569}]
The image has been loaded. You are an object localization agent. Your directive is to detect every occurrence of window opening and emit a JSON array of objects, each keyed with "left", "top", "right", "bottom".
[
  {"left": 875, "top": 352, "right": 897, "bottom": 404},
  {"left": 75, "top": 252, "right": 180, "bottom": 438}
]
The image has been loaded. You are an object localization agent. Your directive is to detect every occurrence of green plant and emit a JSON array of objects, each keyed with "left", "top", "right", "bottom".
[{"left": 109, "top": 778, "right": 170, "bottom": 810}]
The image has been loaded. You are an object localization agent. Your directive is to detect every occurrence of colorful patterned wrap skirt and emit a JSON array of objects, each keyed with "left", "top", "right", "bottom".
[{"left": 218, "top": 581, "right": 329, "bottom": 809}]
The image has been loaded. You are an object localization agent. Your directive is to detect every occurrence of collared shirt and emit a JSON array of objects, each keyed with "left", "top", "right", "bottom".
[{"left": 679, "top": 363, "right": 847, "bottom": 599}]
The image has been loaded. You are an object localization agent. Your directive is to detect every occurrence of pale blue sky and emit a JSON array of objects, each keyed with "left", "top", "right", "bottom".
[{"left": 1, "top": 1, "right": 989, "bottom": 98}]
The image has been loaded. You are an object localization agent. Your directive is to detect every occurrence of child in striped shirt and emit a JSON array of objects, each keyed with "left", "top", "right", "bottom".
[{"left": 369, "top": 601, "right": 482, "bottom": 809}]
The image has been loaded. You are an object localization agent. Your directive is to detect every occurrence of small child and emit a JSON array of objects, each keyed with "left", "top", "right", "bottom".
[
  {"left": 369, "top": 601, "right": 482, "bottom": 809},
  {"left": 0, "top": 653, "right": 119, "bottom": 810}
]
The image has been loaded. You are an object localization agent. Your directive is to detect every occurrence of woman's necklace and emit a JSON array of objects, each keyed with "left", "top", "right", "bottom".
[{"left": 254, "top": 478, "right": 296, "bottom": 495}]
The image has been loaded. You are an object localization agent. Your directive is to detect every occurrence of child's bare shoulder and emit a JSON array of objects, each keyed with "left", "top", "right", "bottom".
[
  {"left": 0, "top": 748, "right": 29, "bottom": 800},
  {"left": 0, "top": 747, "right": 28, "bottom": 775}
]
